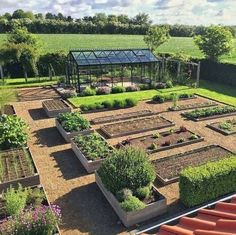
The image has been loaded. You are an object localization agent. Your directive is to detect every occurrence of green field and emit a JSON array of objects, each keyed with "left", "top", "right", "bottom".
[{"left": 0, "top": 34, "right": 235, "bottom": 64}]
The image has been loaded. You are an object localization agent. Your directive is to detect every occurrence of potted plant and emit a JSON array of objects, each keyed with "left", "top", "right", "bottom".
[
  {"left": 96, "top": 147, "right": 167, "bottom": 227},
  {"left": 56, "top": 112, "right": 92, "bottom": 142}
]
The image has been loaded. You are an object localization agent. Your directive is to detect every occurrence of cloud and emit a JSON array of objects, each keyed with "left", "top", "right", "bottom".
[{"left": 0, "top": 0, "right": 235, "bottom": 25}]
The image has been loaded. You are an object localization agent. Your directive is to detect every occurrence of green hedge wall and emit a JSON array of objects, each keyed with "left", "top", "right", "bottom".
[
  {"left": 179, "top": 156, "right": 236, "bottom": 207},
  {"left": 200, "top": 60, "right": 236, "bottom": 86}
]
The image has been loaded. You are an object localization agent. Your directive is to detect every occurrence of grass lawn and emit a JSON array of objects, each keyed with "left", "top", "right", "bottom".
[
  {"left": 0, "top": 77, "right": 58, "bottom": 88},
  {"left": 69, "top": 81, "right": 236, "bottom": 107},
  {"left": 0, "top": 34, "right": 235, "bottom": 64}
]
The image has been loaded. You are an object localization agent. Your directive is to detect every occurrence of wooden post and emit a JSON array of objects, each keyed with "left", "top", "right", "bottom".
[
  {"left": 196, "top": 62, "right": 201, "bottom": 88},
  {"left": 177, "top": 62, "right": 181, "bottom": 78}
]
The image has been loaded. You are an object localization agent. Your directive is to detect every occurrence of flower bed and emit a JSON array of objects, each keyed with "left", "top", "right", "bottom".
[
  {"left": 91, "top": 110, "right": 155, "bottom": 125},
  {"left": 182, "top": 105, "right": 236, "bottom": 121},
  {"left": 169, "top": 101, "right": 218, "bottom": 111},
  {"left": 0, "top": 148, "right": 40, "bottom": 192},
  {"left": 0, "top": 105, "right": 16, "bottom": 116},
  {"left": 71, "top": 132, "right": 114, "bottom": 173},
  {"left": 152, "top": 93, "right": 195, "bottom": 103},
  {"left": 56, "top": 112, "right": 91, "bottom": 142},
  {"left": 152, "top": 145, "right": 234, "bottom": 185},
  {"left": 207, "top": 118, "right": 236, "bottom": 135},
  {"left": 100, "top": 115, "right": 174, "bottom": 138},
  {"left": 96, "top": 148, "right": 167, "bottom": 227},
  {"left": 42, "top": 99, "right": 71, "bottom": 118},
  {"left": 118, "top": 127, "right": 203, "bottom": 153},
  {"left": 0, "top": 185, "right": 61, "bottom": 235}
]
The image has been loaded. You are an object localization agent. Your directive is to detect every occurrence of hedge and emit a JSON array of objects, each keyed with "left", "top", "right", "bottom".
[
  {"left": 179, "top": 156, "right": 236, "bottom": 207},
  {"left": 200, "top": 60, "right": 236, "bottom": 86}
]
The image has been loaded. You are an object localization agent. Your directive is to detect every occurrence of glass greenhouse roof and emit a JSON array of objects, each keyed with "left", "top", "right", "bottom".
[{"left": 70, "top": 49, "right": 159, "bottom": 66}]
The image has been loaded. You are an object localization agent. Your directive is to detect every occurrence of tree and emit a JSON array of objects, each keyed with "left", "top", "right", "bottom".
[
  {"left": 194, "top": 26, "right": 233, "bottom": 61},
  {"left": 133, "top": 13, "right": 152, "bottom": 25},
  {"left": 144, "top": 26, "right": 170, "bottom": 51}
]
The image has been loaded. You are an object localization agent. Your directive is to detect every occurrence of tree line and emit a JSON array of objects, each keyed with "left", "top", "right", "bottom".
[{"left": 0, "top": 9, "right": 235, "bottom": 36}]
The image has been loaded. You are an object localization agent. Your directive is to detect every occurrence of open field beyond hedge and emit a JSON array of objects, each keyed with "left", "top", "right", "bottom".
[{"left": 0, "top": 34, "right": 236, "bottom": 64}]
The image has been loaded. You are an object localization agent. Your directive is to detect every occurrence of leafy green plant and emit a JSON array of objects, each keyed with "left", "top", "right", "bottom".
[
  {"left": 113, "top": 99, "right": 126, "bottom": 108},
  {"left": 3, "top": 185, "right": 28, "bottom": 216},
  {"left": 82, "top": 87, "right": 96, "bottom": 96},
  {"left": 73, "top": 133, "right": 113, "bottom": 161},
  {"left": 184, "top": 106, "right": 236, "bottom": 119},
  {"left": 125, "top": 98, "right": 138, "bottom": 107},
  {"left": 152, "top": 92, "right": 193, "bottom": 103},
  {"left": 120, "top": 195, "right": 146, "bottom": 212},
  {"left": 135, "top": 186, "right": 151, "bottom": 200},
  {"left": 153, "top": 132, "right": 160, "bottom": 139},
  {"left": 180, "top": 156, "right": 236, "bottom": 207},
  {"left": 189, "top": 134, "right": 198, "bottom": 140},
  {"left": 0, "top": 115, "right": 28, "bottom": 150},
  {"left": 116, "top": 188, "right": 133, "bottom": 202},
  {"left": 26, "top": 187, "right": 46, "bottom": 207},
  {"left": 149, "top": 143, "right": 158, "bottom": 150},
  {"left": 111, "top": 86, "right": 125, "bottom": 94},
  {"left": 177, "top": 138, "right": 185, "bottom": 143},
  {"left": 57, "top": 112, "right": 90, "bottom": 132},
  {"left": 98, "top": 147, "right": 155, "bottom": 195},
  {"left": 219, "top": 121, "right": 233, "bottom": 131}
]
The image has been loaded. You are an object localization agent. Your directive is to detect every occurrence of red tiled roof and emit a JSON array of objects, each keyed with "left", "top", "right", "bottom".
[{"left": 143, "top": 196, "right": 236, "bottom": 235}]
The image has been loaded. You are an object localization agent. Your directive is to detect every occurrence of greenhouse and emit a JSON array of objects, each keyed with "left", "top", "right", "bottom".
[{"left": 66, "top": 48, "right": 162, "bottom": 92}]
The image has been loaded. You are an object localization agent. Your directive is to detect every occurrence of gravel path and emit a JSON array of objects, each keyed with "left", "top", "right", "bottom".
[{"left": 13, "top": 90, "right": 236, "bottom": 235}]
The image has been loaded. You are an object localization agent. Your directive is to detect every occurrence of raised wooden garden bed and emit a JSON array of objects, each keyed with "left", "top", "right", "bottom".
[
  {"left": 95, "top": 172, "right": 167, "bottom": 227},
  {"left": 91, "top": 110, "right": 155, "bottom": 125},
  {"left": 182, "top": 106, "right": 236, "bottom": 121},
  {"left": 152, "top": 145, "right": 234, "bottom": 185},
  {"left": 207, "top": 119, "right": 236, "bottom": 135},
  {"left": 0, "top": 148, "right": 40, "bottom": 192},
  {"left": 169, "top": 101, "right": 218, "bottom": 111},
  {"left": 118, "top": 128, "right": 204, "bottom": 153},
  {"left": 0, "top": 105, "right": 16, "bottom": 116},
  {"left": 56, "top": 119, "right": 93, "bottom": 142},
  {"left": 71, "top": 132, "right": 114, "bottom": 173},
  {"left": 42, "top": 99, "right": 71, "bottom": 118},
  {"left": 100, "top": 115, "right": 174, "bottom": 138}
]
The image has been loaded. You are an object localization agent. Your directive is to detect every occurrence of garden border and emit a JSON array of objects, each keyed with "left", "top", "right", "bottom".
[
  {"left": 42, "top": 99, "right": 72, "bottom": 118},
  {"left": 55, "top": 119, "right": 93, "bottom": 142},
  {"left": 152, "top": 144, "right": 235, "bottom": 185},
  {"left": 95, "top": 172, "right": 167, "bottom": 227},
  {"left": 168, "top": 102, "right": 218, "bottom": 112},
  {"left": 0, "top": 147, "right": 40, "bottom": 192},
  {"left": 100, "top": 115, "right": 175, "bottom": 138}
]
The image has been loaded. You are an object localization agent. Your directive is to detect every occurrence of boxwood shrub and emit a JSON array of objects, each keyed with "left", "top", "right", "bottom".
[
  {"left": 152, "top": 93, "right": 194, "bottom": 103},
  {"left": 0, "top": 115, "right": 28, "bottom": 150},
  {"left": 57, "top": 112, "right": 90, "bottom": 132},
  {"left": 111, "top": 86, "right": 126, "bottom": 94},
  {"left": 80, "top": 98, "right": 138, "bottom": 112},
  {"left": 184, "top": 105, "right": 236, "bottom": 119},
  {"left": 179, "top": 156, "right": 236, "bottom": 207}
]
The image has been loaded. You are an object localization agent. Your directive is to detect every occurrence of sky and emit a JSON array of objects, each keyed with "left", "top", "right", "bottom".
[{"left": 0, "top": 0, "right": 236, "bottom": 25}]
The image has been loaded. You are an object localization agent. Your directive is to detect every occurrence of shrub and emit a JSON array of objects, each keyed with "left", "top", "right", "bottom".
[
  {"left": 166, "top": 80, "right": 173, "bottom": 88},
  {"left": 155, "top": 82, "right": 167, "bottom": 89},
  {"left": 135, "top": 186, "right": 151, "bottom": 200},
  {"left": 180, "top": 156, "right": 236, "bottom": 207},
  {"left": 116, "top": 188, "right": 133, "bottom": 202},
  {"left": 111, "top": 86, "right": 125, "bottom": 94},
  {"left": 96, "top": 86, "right": 111, "bottom": 95},
  {"left": 120, "top": 195, "right": 146, "bottom": 212},
  {"left": 152, "top": 93, "right": 194, "bottom": 103},
  {"left": 26, "top": 187, "right": 46, "bottom": 207},
  {"left": 138, "top": 84, "right": 151, "bottom": 90},
  {"left": 98, "top": 147, "right": 155, "bottom": 195},
  {"left": 57, "top": 112, "right": 90, "bottom": 132},
  {"left": 82, "top": 87, "right": 96, "bottom": 96},
  {"left": 3, "top": 185, "right": 28, "bottom": 216},
  {"left": 73, "top": 133, "right": 113, "bottom": 161},
  {"left": 113, "top": 99, "right": 126, "bottom": 109},
  {"left": 102, "top": 100, "right": 114, "bottom": 109},
  {"left": 95, "top": 103, "right": 105, "bottom": 110},
  {"left": 126, "top": 85, "right": 140, "bottom": 92},
  {"left": 125, "top": 98, "right": 138, "bottom": 107},
  {"left": 0, "top": 115, "right": 28, "bottom": 150},
  {"left": 60, "top": 89, "right": 77, "bottom": 99}
]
